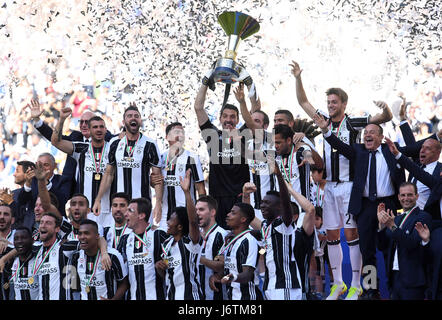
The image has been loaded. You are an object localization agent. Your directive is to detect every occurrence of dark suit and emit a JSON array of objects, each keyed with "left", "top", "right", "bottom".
[
  {"left": 36, "top": 121, "right": 115, "bottom": 197},
  {"left": 12, "top": 188, "right": 33, "bottom": 230},
  {"left": 17, "top": 175, "right": 71, "bottom": 217},
  {"left": 397, "top": 154, "right": 442, "bottom": 221},
  {"left": 378, "top": 207, "right": 432, "bottom": 299},
  {"left": 425, "top": 227, "right": 442, "bottom": 299},
  {"left": 325, "top": 133, "right": 405, "bottom": 267}
]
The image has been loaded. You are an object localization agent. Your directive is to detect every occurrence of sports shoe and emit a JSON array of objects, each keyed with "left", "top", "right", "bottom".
[
  {"left": 326, "top": 283, "right": 347, "bottom": 300},
  {"left": 344, "top": 286, "right": 363, "bottom": 300}
]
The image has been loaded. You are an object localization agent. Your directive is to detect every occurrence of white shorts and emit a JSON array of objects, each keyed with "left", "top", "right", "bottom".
[
  {"left": 264, "top": 288, "right": 303, "bottom": 300},
  {"left": 323, "top": 181, "right": 357, "bottom": 230}
]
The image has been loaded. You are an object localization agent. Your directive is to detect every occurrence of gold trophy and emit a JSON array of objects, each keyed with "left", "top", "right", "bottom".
[{"left": 213, "top": 11, "right": 260, "bottom": 84}]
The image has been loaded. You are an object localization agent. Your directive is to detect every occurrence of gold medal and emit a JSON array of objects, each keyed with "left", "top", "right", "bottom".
[
  {"left": 259, "top": 248, "right": 266, "bottom": 255},
  {"left": 85, "top": 285, "right": 91, "bottom": 293},
  {"left": 28, "top": 277, "right": 34, "bottom": 285},
  {"left": 214, "top": 255, "right": 221, "bottom": 261},
  {"left": 251, "top": 168, "right": 256, "bottom": 174},
  {"left": 163, "top": 259, "right": 168, "bottom": 265},
  {"left": 94, "top": 173, "right": 101, "bottom": 180},
  {"left": 3, "top": 282, "right": 9, "bottom": 290},
  {"left": 332, "top": 149, "right": 337, "bottom": 153},
  {"left": 143, "top": 252, "right": 148, "bottom": 257}
]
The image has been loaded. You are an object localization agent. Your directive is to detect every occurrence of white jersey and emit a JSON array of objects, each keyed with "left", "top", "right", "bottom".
[
  {"left": 108, "top": 134, "right": 161, "bottom": 201},
  {"left": 198, "top": 224, "right": 228, "bottom": 300},
  {"left": 63, "top": 217, "right": 104, "bottom": 242},
  {"left": 322, "top": 114, "right": 369, "bottom": 182},
  {"left": 163, "top": 236, "right": 202, "bottom": 300},
  {"left": 72, "top": 141, "right": 112, "bottom": 215},
  {"left": 160, "top": 149, "right": 204, "bottom": 222},
  {"left": 247, "top": 135, "right": 277, "bottom": 210},
  {"left": 5, "top": 229, "right": 16, "bottom": 244},
  {"left": 32, "top": 240, "right": 79, "bottom": 300},
  {"left": 117, "top": 227, "right": 168, "bottom": 300},
  {"left": 223, "top": 231, "right": 262, "bottom": 300},
  {"left": 10, "top": 253, "right": 39, "bottom": 300},
  {"left": 68, "top": 248, "right": 127, "bottom": 300}
]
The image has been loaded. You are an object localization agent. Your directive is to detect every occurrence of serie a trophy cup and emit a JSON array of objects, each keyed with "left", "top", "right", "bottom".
[{"left": 212, "top": 11, "right": 260, "bottom": 84}]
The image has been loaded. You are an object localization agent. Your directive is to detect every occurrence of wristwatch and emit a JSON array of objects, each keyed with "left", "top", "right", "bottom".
[{"left": 390, "top": 224, "right": 397, "bottom": 232}]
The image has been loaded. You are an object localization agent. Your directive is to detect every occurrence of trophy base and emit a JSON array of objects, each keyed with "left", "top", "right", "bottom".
[{"left": 213, "top": 58, "right": 243, "bottom": 84}]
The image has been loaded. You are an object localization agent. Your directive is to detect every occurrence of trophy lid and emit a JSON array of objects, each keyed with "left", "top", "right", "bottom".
[{"left": 218, "top": 11, "right": 260, "bottom": 40}]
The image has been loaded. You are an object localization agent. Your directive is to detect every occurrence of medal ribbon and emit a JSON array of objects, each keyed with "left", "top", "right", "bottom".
[
  {"left": 89, "top": 143, "right": 106, "bottom": 174},
  {"left": 316, "top": 184, "right": 323, "bottom": 207},
  {"left": 260, "top": 222, "right": 272, "bottom": 249},
  {"left": 202, "top": 223, "right": 218, "bottom": 250},
  {"left": 217, "top": 229, "right": 252, "bottom": 256},
  {"left": 161, "top": 236, "right": 175, "bottom": 259},
  {"left": 280, "top": 145, "right": 295, "bottom": 182},
  {"left": 125, "top": 134, "right": 140, "bottom": 158},
  {"left": 85, "top": 251, "right": 101, "bottom": 289},
  {"left": 399, "top": 206, "right": 418, "bottom": 229},
  {"left": 164, "top": 151, "right": 176, "bottom": 171},
  {"left": 329, "top": 115, "right": 348, "bottom": 139},
  {"left": 114, "top": 223, "right": 128, "bottom": 248},
  {"left": 133, "top": 224, "right": 151, "bottom": 248},
  {"left": 31, "top": 239, "right": 60, "bottom": 277}
]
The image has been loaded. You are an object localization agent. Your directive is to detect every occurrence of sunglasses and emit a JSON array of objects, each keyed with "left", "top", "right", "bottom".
[{"left": 79, "top": 120, "right": 89, "bottom": 125}]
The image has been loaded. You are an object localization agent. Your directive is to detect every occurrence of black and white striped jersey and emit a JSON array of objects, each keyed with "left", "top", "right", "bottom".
[
  {"left": 10, "top": 251, "right": 39, "bottom": 300},
  {"left": 223, "top": 232, "right": 262, "bottom": 300},
  {"left": 72, "top": 141, "right": 112, "bottom": 214},
  {"left": 68, "top": 248, "right": 127, "bottom": 300},
  {"left": 260, "top": 218, "right": 303, "bottom": 291},
  {"left": 246, "top": 135, "right": 277, "bottom": 210},
  {"left": 32, "top": 240, "right": 80, "bottom": 300},
  {"left": 160, "top": 149, "right": 204, "bottom": 221},
  {"left": 276, "top": 144, "right": 312, "bottom": 201},
  {"left": 103, "top": 223, "right": 132, "bottom": 249},
  {"left": 198, "top": 225, "right": 228, "bottom": 300},
  {"left": 322, "top": 114, "right": 369, "bottom": 182},
  {"left": 163, "top": 235, "right": 202, "bottom": 300},
  {"left": 310, "top": 184, "right": 325, "bottom": 208},
  {"left": 117, "top": 228, "right": 167, "bottom": 300},
  {"left": 108, "top": 134, "right": 161, "bottom": 201}
]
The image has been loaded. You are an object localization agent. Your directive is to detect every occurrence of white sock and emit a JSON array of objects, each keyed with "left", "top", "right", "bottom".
[
  {"left": 327, "top": 240, "right": 343, "bottom": 285},
  {"left": 348, "top": 238, "right": 362, "bottom": 288}
]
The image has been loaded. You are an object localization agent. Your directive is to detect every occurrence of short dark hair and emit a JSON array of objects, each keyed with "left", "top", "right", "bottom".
[
  {"left": 253, "top": 110, "right": 270, "bottom": 127},
  {"left": 14, "top": 226, "right": 33, "bottom": 238},
  {"left": 165, "top": 122, "right": 183, "bottom": 136},
  {"left": 220, "top": 104, "right": 239, "bottom": 118},
  {"left": 275, "top": 110, "right": 294, "bottom": 122},
  {"left": 399, "top": 182, "right": 418, "bottom": 194},
  {"left": 265, "top": 190, "right": 280, "bottom": 198},
  {"left": 17, "top": 161, "right": 35, "bottom": 173},
  {"left": 80, "top": 219, "right": 99, "bottom": 234},
  {"left": 129, "top": 198, "right": 152, "bottom": 222},
  {"left": 70, "top": 193, "right": 89, "bottom": 207},
  {"left": 41, "top": 212, "right": 62, "bottom": 227},
  {"left": 311, "top": 165, "right": 324, "bottom": 173},
  {"left": 234, "top": 202, "right": 255, "bottom": 225},
  {"left": 196, "top": 195, "right": 218, "bottom": 212},
  {"left": 111, "top": 192, "right": 131, "bottom": 205},
  {"left": 315, "top": 206, "right": 323, "bottom": 219},
  {"left": 123, "top": 105, "right": 141, "bottom": 118},
  {"left": 88, "top": 116, "right": 105, "bottom": 128},
  {"left": 326, "top": 88, "right": 348, "bottom": 104},
  {"left": 174, "top": 206, "right": 189, "bottom": 236},
  {"left": 274, "top": 124, "right": 294, "bottom": 140}
]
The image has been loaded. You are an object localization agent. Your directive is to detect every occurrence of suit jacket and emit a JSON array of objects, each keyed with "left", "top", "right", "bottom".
[
  {"left": 378, "top": 207, "right": 432, "bottom": 288},
  {"left": 16, "top": 175, "right": 71, "bottom": 217},
  {"left": 12, "top": 188, "right": 33, "bottom": 230},
  {"left": 36, "top": 121, "right": 115, "bottom": 197},
  {"left": 426, "top": 227, "right": 442, "bottom": 299},
  {"left": 397, "top": 154, "right": 442, "bottom": 220},
  {"left": 325, "top": 134, "right": 405, "bottom": 216}
]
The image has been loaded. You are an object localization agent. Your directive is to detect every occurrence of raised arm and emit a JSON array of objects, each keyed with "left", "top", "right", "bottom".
[
  {"left": 151, "top": 166, "right": 164, "bottom": 227},
  {"left": 290, "top": 61, "right": 317, "bottom": 119},
  {"left": 51, "top": 107, "right": 74, "bottom": 155},
  {"left": 368, "top": 101, "right": 393, "bottom": 125},
  {"left": 180, "top": 169, "right": 200, "bottom": 244},
  {"left": 234, "top": 83, "right": 258, "bottom": 131},
  {"left": 194, "top": 68, "right": 215, "bottom": 127},
  {"left": 35, "top": 162, "right": 61, "bottom": 217}
]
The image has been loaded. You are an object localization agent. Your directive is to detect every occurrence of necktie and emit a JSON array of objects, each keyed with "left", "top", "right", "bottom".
[{"left": 368, "top": 150, "right": 377, "bottom": 201}]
